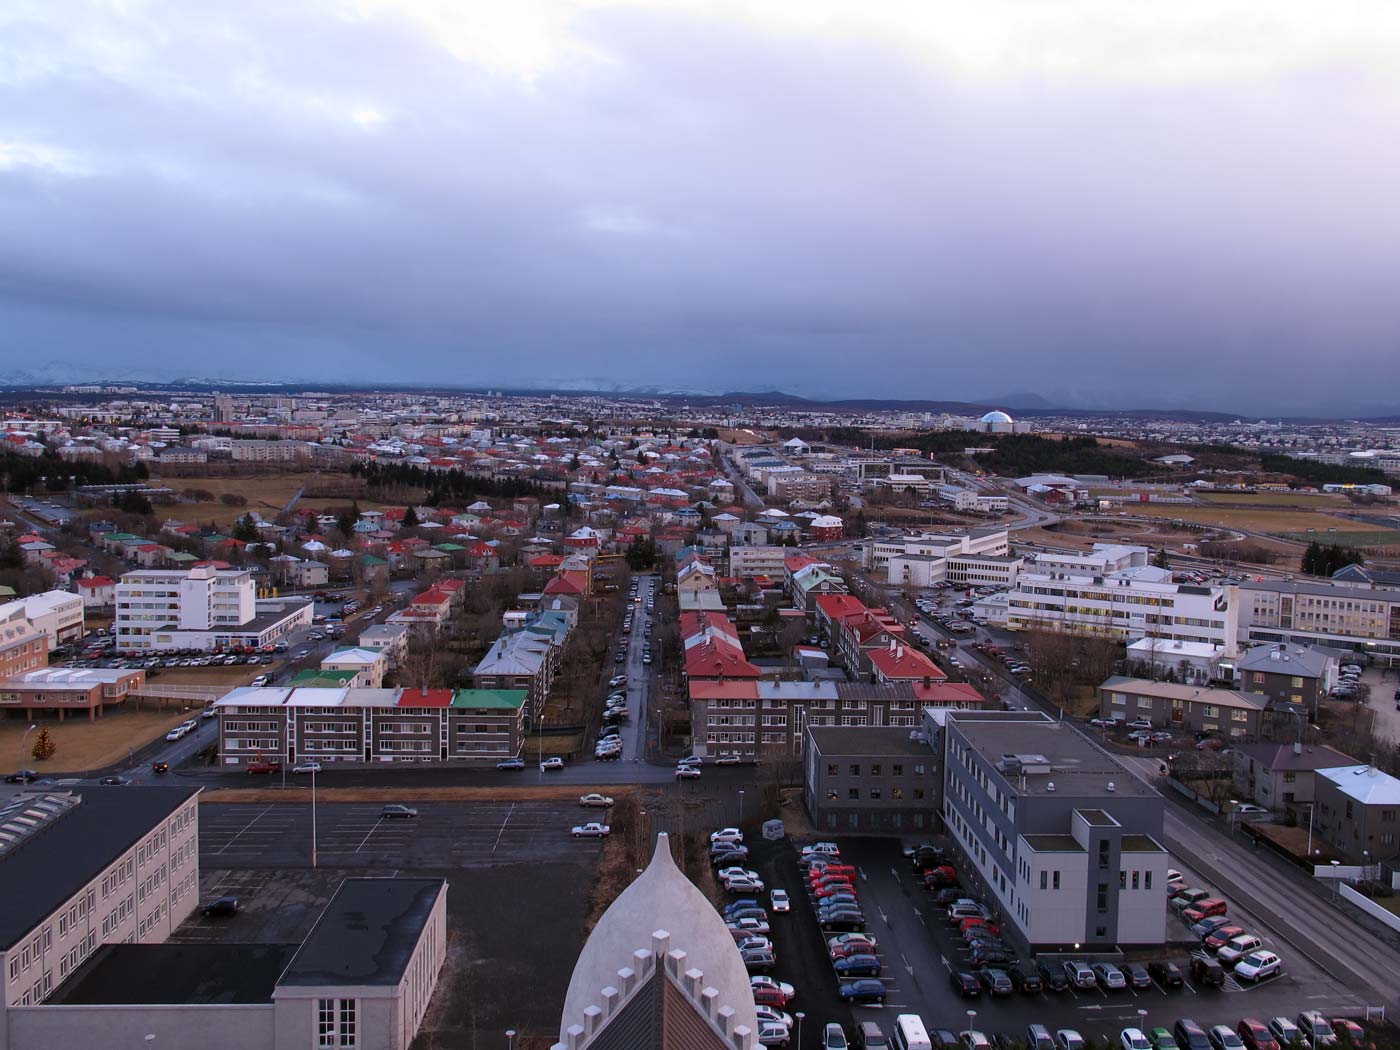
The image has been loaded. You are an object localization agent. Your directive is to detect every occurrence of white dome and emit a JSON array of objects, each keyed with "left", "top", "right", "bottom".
[
  {"left": 980, "top": 410, "right": 1013, "bottom": 424},
  {"left": 560, "top": 833, "right": 759, "bottom": 1047}
]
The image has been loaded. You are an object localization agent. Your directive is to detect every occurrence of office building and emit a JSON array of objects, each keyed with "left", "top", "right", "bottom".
[
  {"left": 0, "top": 666, "right": 146, "bottom": 722},
  {"left": 803, "top": 726, "right": 940, "bottom": 834},
  {"left": 114, "top": 565, "right": 312, "bottom": 652},
  {"left": 0, "top": 592, "right": 84, "bottom": 648},
  {"left": 1237, "top": 578, "right": 1400, "bottom": 667},
  {"left": 942, "top": 711, "right": 1167, "bottom": 950}
]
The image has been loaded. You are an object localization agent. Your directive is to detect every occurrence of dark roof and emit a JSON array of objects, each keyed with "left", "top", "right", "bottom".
[
  {"left": 279, "top": 878, "right": 444, "bottom": 987},
  {"left": 806, "top": 726, "right": 934, "bottom": 759},
  {"left": 1234, "top": 742, "right": 1356, "bottom": 772},
  {"left": 1021, "top": 834, "right": 1083, "bottom": 852},
  {"left": 1120, "top": 834, "right": 1166, "bottom": 853},
  {"left": 0, "top": 785, "right": 198, "bottom": 951},
  {"left": 51, "top": 943, "right": 297, "bottom": 1005}
]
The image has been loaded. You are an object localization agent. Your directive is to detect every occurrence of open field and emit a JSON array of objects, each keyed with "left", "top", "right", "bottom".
[
  {"left": 1114, "top": 503, "right": 1376, "bottom": 534},
  {"left": 150, "top": 472, "right": 390, "bottom": 527},
  {"left": 0, "top": 707, "right": 199, "bottom": 772},
  {"left": 1279, "top": 528, "right": 1400, "bottom": 547},
  {"left": 1196, "top": 491, "right": 1352, "bottom": 507},
  {"left": 150, "top": 664, "right": 267, "bottom": 689}
]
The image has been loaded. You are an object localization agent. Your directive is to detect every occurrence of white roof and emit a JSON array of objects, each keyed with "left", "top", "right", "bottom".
[
  {"left": 215, "top": 686, "right": 292, "bottom": 708},
  {"left": 1319, "top": 765, "right": 1400, "bottom": 806},
  {"left": 286, "top": 687, "right": 349, "bottom": 706},
  {"left": 560, "top": 833, "right": 758, "bottom": 1047},
  {"left": 322, "top": 648, "right": 384, "bottom": 666}
]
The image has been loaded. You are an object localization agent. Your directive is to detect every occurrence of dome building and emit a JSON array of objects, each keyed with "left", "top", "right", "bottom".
[{"left": 554, "top": 833, "right": 759, "bottom": 1050}]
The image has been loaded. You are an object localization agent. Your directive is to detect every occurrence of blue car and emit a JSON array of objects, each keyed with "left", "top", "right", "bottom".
[
  {"left": 839, "top": 979, "right": 887, "bottom": 1003},
  {"left": 833, "top": 955, "right": 882, "bottom": 978}
]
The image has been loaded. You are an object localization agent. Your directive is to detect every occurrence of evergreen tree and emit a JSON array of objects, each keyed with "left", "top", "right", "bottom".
[
  {"left": 31, "top": 727, "right": 56, "bottom": 761},
  {"left": 232, "top": 514, "right": 259, "bottom": 543},
  {"left": 1152, "top": 548, "right": 1170, "bottom": 570},
  {"left": 402, "top": 505, "right": 420, "bottom": 528}
]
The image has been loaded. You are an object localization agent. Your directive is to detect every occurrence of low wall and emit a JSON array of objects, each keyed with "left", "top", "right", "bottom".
[{"left": 1339, "top": 884, "right": 1400, "bottom": 934}]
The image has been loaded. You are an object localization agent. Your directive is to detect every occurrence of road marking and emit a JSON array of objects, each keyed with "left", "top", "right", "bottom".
[
  {"left": 215, "top": 804, "right": 275, "bottom": 855},
  {"left": 900, "top": 952, "right": 914, "bottom": 977},
  {"left": 493, "top": 802, "right": 516, "bottom": 852}
]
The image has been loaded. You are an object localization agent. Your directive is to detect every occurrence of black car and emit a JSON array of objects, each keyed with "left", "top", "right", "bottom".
[
  {"left": 978, "top": 968, "right": 1013, "bottom": 996},
  {"left": 1126, "top": 963, "right": 1153, "bottom": 990},
  {"left": 932, "top": 1031, "right": 961, "bottom": 1050},
  {"left": 933, "top": 888, "right": 965, "bottom": 906},
  {"left": 711, "top": 851, "right": 749, "bottom": 867},
  {"left": 950, "top": 970, "right": 982, "bottom": 998},
  {"left": 98, "top": 776, "right": 131, "bottom": 786},
  {"left": 1189, "top": 954, "right": 1225, "bottom": 987},
  {"left": 970, "top": 950, "right": 1014, "bottom": 968},
  {"left": 1036, "top": 959, "right": 1071, "bottom": 992},
  {"left": 152, "top": 761, "right": 169, "bottom": 774},
  {"left": 1148, "top": 960, "right": 1184, "bottom": 988},
  {"left": 1008, "top": 963, "right": 1043, "bottom": 994},
  {"left": 5, "top": 770, "right": 39, "bottom": 783},
  {"left": 202, "top": 896, "right": 239, "bottom": 918},
  {"left": 833, "top": 954, "right": 882, "bottom": 979}
]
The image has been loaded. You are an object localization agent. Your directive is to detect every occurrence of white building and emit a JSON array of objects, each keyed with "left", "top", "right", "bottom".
[
  {"left": 114, "top": 566, "right": 312, "bottom": 652},
  {"left": 0, "top": 592, "right": 84, "bottom": 648}
]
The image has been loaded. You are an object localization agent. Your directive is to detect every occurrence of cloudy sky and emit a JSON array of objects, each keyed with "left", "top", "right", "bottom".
[{"left": 4, "top": 1, "right": 1400, "bottom": 415}]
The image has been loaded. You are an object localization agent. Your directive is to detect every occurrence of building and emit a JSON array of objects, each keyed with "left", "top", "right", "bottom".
[
  {"left": 808, "top": 514, "right": 843, "bottom": 541},
  {"left": 766, "top": 472, "right": 832, "bottom": 502},
  {"left": 726, "top": 545, "right": 788, "bottom": 579},
  {"left": 215, "top": 686, "right": 529, "bottom": 766},
  {"left": 1124, "top": 638, "right": 1225, "bottom": 686},
  {"left": 1234, "top": 642, "right": 1341, "bottom": 714},
  {"left": 0, "top": 785, "right": 201, "bottom": 1021},
  {"left": 1231, "top": 742, "right": 1356, "bottom": 812},
  {"left": 941, "top": 710, "right": 1167, "bottom": 951},
  {"left": 1313, "top": 765, "right": 1400, "bottom": 865},
  {"left": 1006, "top": 570, "right": 1238, "bottom": 654},
  {"left": 803, "top": 726, "right": 940, "bottom": 834},
  {"left": 1237, "top": 578, "right": 1400, "bottom": 667},
  {"left": 1098, "top": 677, "right": 1269, "bottom": 739},
  {"left": 0, "top": 592, "right": 84, "bottom": 648},
  {"left": 358, "top": 623, "right": 410, "bottom": 668},
  {"left": 114, "top": 566, "right": 313, "bottom": 652},
  {"left": 554, "top": 832, "right": 759, "bottom": 1050},
  {"left": 9, "top": 876, "right": 446, "bottom": 1050},
  {"left": 864, "top": 528, "right": 1011, "bottom": 579},
  {"left": 0, "top": 667, "right": 146, "bottom": 722},
  {"left": 0, "top": 609, "right": 48, "bottom": 680},
  {"left": 73, "top": 576, "right": 115, "bottom": 610},
  {"left": 319, "top": 647, "right": 389, "bottom": 688}
]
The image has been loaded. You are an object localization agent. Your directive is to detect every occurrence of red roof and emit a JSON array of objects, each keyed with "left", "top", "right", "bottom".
[
  {"left": 815, "top": 594, "right": 866, "bottom": 621},
  {"left": 396, "top": 688, "right": 454, "bottom": 708},
  {"left": 868, "top": 644, "right": 944, "bottom": 681},
  {"left": 78, "top": 576, "right": 115, "bottom": 589},
  {"left": 687, "top": 680, "right": 761, "bottom": 700},
  {"left": 413, "top": 589, "right": 451, "bottom": 607},
  {"left": 530, "top": 554, "right": 565, "bottom": 568},
  {"left": 913, "top": 681, "right": 986, "bottom": 706}
]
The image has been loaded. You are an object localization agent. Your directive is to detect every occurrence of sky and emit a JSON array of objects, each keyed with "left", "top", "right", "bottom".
[{"left": 3, "top": 1, "right": 1400, "bottom": 416}]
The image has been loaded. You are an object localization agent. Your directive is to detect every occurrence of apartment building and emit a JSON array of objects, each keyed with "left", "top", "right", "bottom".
[
  {"left": 0, "top": 592, "right": 84, "bottom": 648},
  {"left": 1313, "top": 765, "right": 1400, "bottom": 864},
  {"left": 1006, "top": 569, "right": 1238, "bottom": 653},
  {"left": 0, "top": 610, "right": 47, "bottom": 679},
  {"left": 114, "top": 565, "right": 312, "bottom": 652},
  {"left": 803, "top": 726, "right": 941, "bottom": 833},
  {"left": 0, "top": 667, "right": 146, "bottom": 722},
  {"left": 727, "top": 545, "right": 789, "bottom": 579},
  {"left": 941, "top": 711, "right": 1167, "bottom": 951},
  {"left": 1235, "top": 642, "right": 1341, "bottom": 712},
  {"left": 230, "top": 439, "right": 310, "bottom": 462},
  {"left": 473, "top": 624, "right": 560, "bottom": 723},
  {"left": 1237, "top": 578, "right": 1400, "bottom": 667},
  {"left": 864, "top": 528, "right": 1011, "bottom": 578},
  {"left": 0, "top": 786, "right": 201, "bottom": 1020},
  {"left": 1098, "top": 677, "right": 1269, "bottom": 738},
  {"left": 1231, "top": 742, "right": 1356, "bottom": 812},
  {"left": 357, "top": 623, "right": 410, "bottom": 667},
  {"left": 216, "top": 686, "right": 528, "bottom": 765},
  {"left": 766, "top": 472, "right": 832, "bottom": 502}
]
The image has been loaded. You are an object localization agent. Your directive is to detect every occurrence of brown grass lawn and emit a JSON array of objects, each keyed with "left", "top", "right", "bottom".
[
  {"left": 1196, "top": 491, "right": 1352, "bottom": 508},
  {"left": 153, "top": 665, "right": 267, "bottom": 689},
  {"left": 1, "top": 707, "right": 201, "bottom": 773},
  {"left": 151, "top": 472, "right": 391, "bottom": 527},
  {"left": 714, "top": 428, "right": 772, "bottom": 446},
  {"left": 1114, "top": 503, "right": 1373, "bottom": 534}
]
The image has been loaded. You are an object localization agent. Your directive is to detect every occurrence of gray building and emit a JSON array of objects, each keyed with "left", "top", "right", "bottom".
[
  {"left": 1231, "top": 741, "right": 1356, "bottom": 812},
  {"left": 1313, "top": 765, "right": 1400, "bottom": 865},
  {"left": 803, "top": 726, "right": 940, "bottom": 834},
  {"left": 942, "top": 711, "right": 1167, "bottom": 951},
  {"left": 1099, "top": 677, "right": 1270, "bottom": 740},
  {"left": 1235, "top": 642, "right": 1341, "bottom": 715}
]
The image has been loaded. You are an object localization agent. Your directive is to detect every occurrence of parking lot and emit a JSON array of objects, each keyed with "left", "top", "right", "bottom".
[
  {"left": 199, "top": 800, "right": 604, "bottom": 868},
  {"left": 737, "top": 835, "right": 1371, "bottom": 1048}
]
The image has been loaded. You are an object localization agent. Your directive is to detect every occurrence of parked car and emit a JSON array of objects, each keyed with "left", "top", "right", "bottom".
[
  {"left": 1093, "top": 962, "right": 1127, "bottom": 991},
  {"left": 1063, "top": 960, "right": 1097, "bottom": 990},
  {"left": 977, "top": 968, "right": 1013, "bottom": 996},
  {"left": 539, "top": 757, "right": 564, "bottom": 771},
  {"left": 1056, "top": 1032, "right": 1086, "bottom": 1050},
  {"left": 201, "top": 896, "right": 239, "bottom": 918},
  {"left": 1008, "top": 963, "right": 1043, "bottom": 994},
  {"left": 1209, "top": 1028, "right": 1246, "bottom": 1050},
  {"left": 1036, "top": 959, "right": 1071, "bottom": 992},
  {"left": 381, "top": 804, "right": 418, "bottom": 819},
  {"left": 1125, "top": 963, "right": 1152, "bottom": 990},
  {"left": 292, "top": 761, "right": 322, "bottom": 774},
  {"left": 1203, "top": 924, "right": 1247, "bottom": 950},
  {"left": 1151, "top": 1029, "right": 1180, "bottom": 1050},
  {"left": 838, "top": 979, "right": 886, "bottom": 1004},
  {"left": 827, "top": 933, "right": 878, "bottom": 954},
  {"left": 950, "top": 970, "right": 982, "bottom": 998},
  {"left": 571, "top": 822, "right": 611, "bottom": 838},
  {"left": 1217, "top": 934, "right": 1264, "bottom": 964},
  {"left": 1234, "top": 951, "right": 1282, "bottom": 982},
  {"left": 1147, "top": 960, "right": 1184, "bottom": 988},
  {"left": 833, "top": 955, "right": 882, "bottom": 979},
  {"left": 1122, "top": 1030, "right": 1152, "bottom": 1050},
  {"left": 1173, "top": 1021, "right": 1211, "bottom": 1050},
  {"left": 1266, "top": 1020, "right": 1302, "bottom": 1048},
  {"left": 742, "top": 949, "right": 778, "bottom": 973},
  {"left": 1189, "top": 954, "right": 1225, "bottom": 986},
  {"left": 496, "top": 758, "right": 526, "bottom": 770},
  {"left": 1237, "top": 1021, "right": 1279, "bottom": 1050},
  {"left": 579, "top": 793, "right": 614, "bottom": 808},
  {"left": 246, "top": 760, "right": 280, "bottom": 774}
]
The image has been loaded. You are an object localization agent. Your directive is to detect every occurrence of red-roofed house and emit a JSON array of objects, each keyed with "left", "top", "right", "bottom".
[
  {"left": 912, "top": 681, "right": 986, "bottom": 708},
  {"left": 681, "top": 611, "right": 761, "bottom": 681},
  {"left": 867, "top": 640, "right": 945, "bottom": 685},
  {"left": 75, "top": 575, "right": 116, "bottom": 608},
  {"left": 814, "top": 594, "right": 867, "bottom": 643}
]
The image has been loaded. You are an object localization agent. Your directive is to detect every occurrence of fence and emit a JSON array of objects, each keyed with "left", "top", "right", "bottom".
[{"left": 1339, "top": 884, "right": 1400, "bottom": 935}]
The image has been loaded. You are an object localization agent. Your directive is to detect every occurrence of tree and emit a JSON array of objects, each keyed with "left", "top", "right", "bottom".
[
  {"left": 303, "top": 509, "right": 319, "bottom": 534},
  {"left": 570, "top": 452, "right": 581, "bottom": 471},
  {"left": 232, "top": 514, "right": 259, "bottom": 543},
  {"left": 113, "top": 490, "right": 153, "bottom": 516},
  {"left": 31, "top": 727, "right": 56, "bottom": 761},
  {"left": 402, "top": 505, "right": 420, "bottom": 529},
  {"left": 336, "top": 502, "right": 361, "bottom": 537},
  {"left": 1301, "top": 541, "right": 1363, "bottom": 578},
  {"left": 1151, "top": 547, "right": 1170, "bottom": 570},
  {"left": 636, "top": 450, "right": 646, "bottom": 465}
]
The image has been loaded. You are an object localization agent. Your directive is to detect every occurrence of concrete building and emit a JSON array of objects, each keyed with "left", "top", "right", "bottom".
[
  {"left": 766, "top": 472, "right": 832, "bottom": 502},
  {"left": 358, "top": 623, "right": 410, "bottom": 668},
  {"left": 0, "top": 785, "right": 201, "bottom": 1025},
  {"left": 864, "top": 528, "right": 1011, "bottom": 578},
  {"left": 1237, "top": 578, "right": 1400, "bottom": 667},
  {"left": 0, "top": 609, "right": 47, "bottom": 680},
  {"left": 114, "top": 566, "right": 312, "bottom": 652},
  {"left": 554, "top": 833, "right": 758, "bottom": 1050},
  {"left": 9, "top": 877, "right": 447, "bottom": 1050},
  {"left": 0, "top": 667, "right": 146, "bottom": 722},
  {"left": 1124, "top": 638, "right": 1225, "bottom": 686},
  {"left": 1006, "top": 570, "right": 1238, "bottom": 654},
  {"left": 1099, "top": 677, "right": 1270, "bottom": 738},
  {"left": 1313, "top": 765, "right": 1400, "bottom": 865},
  {"left": 1234, "top": 642, "right": 1341, "bottom": 714},
  {"left": 0, "top": 592, "right": 84, "bottom": 648},
  {"left": 803, "top": 726, "right": 940, "bottom": 834},
  {"left": 941, "top": 711, "right": 1167, "bottom": 951},
  {"left": 1231, "top": 742, "right": 1356, "bottom": 812},
  {"left": 319, "top": 647, "right": 389, "bottom": 688},
  {"left": 726, "top": 545, "right": 788, "bottom": 579}
]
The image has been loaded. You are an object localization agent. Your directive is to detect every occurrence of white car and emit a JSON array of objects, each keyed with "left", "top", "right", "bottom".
[
  {"left": 727, "top": 917, "right": 771, "bottom": 935},
  {"left": 736, "top": 935, "right": 773, "bottom": 953},
  {"left": 1127, "top": 718, "right": 1153, "bottom": 730},
  {"left": 769, "top": 889, "right": 791, "bottom": 913},
  {"left": 1120, "top": 1030, "right": 1151, "bottom": 1050},
  {"left": 292, "top": 761, "right": 322, "bottom": 774},
  {"left": 710, "top": 828, "right": 744, "bottom": 844},
  {"left": 1233, "top": 803, "right": 1269, "bottom": 816},
  {"left": 1233, "top": 950, "right": 1281, "bottom": 982},
  {"left": 754, "top": 1006, "right": 794, "bottom": 1029},
  {"left": 540, "top": 757, "right": 565, "bottom": 771},
  {"left": 750, "top": 977, "right": 794, "bottom": 998},
  {"left": 718, "top": 867, "right": 759, "bottom": 881},
  {"left": 571, "top": 823, "right": 611, "bottom": 838},
  {"left": 725, "top": 876, "right": 766, "bottom": 893},
  {"left": 757, "top": 1021, "right": 792, "bottom": 1047},
  {"left": 675, "top": 766, "right": 701, "bottom": 780},
  {"left": 579, "top": 794, "right": 614, "bottom": 808},
  {"left": 165, "top": 726, "right": 187, "bottom": 741}
]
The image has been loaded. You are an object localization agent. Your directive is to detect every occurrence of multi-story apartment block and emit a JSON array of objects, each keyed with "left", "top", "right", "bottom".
[
  {"left": 766, "top": 472, "right": 832, "bottom": 502},
  {"left": 1006, "top": 569, "right": 1238, "bottom": 654},
  {"left": 0, "top": 609, "right": 47, "bottom": 679},
  {"left": 941, "top": 711, "right": 1167, "bottom": 951},
  {"left": 1099, "top": 677, "right": 1269, "bottom": 738},
  {"left": 1313, "top": 765, "right": 1400, "bottom": 864},
  {"left": 114, "top": 565, "right": 312, "bottom": 652},
  {"left": 1234, "top": 642, "right": 1341, "bottom": 712},
  {"left": 216, "top": 686, "right": 528, "bottom": 765},
  {"left": 1238, "top": 578, "right": 1400, "bottom": 667},
  {"left": 727, "top": 545, "right": 788, "bottom": 579},
  {"left": 0, "top": 592, "right": 84, "bottom": 648},
  {"left": 0, "top": 786, "right": 201, "bottom": 1016}
]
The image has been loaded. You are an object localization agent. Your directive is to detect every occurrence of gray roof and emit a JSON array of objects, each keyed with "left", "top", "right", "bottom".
[
  {"left": 1234, "top": 742, "right": 1355, "bottom": 772},
  {"left": 1240, "top": 578, "right": 1400, "bottom": 602},
  {"left": 1317, "top": 765, "right": 1400, "bottom": 806},
  {"left": 807, "top": 726, "right": 934, "bottom": 758},
  {"left": 0, "top": 785, "right": 199, "bottom": 951},
  {"left": 1237, "top": 643, "right": 1337, "bottom": 678},
  {"left": 1332, "top": 564, "right": 1400, "bottom": 588},
  {"left": 51, "top": 943, "right": 297, "bottom": 1005},
  {"left": 279, "top": 878, "right": 444, "bottom": 987}
]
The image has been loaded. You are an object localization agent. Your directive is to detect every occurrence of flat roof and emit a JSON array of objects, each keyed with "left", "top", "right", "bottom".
[
  {"left": 51, "top": 942, "right": 298, "bottom": 1005},
  {"left": 1121, "top": 834, "right": 1167, "bottom": 853},
  {"left": 1021, "top": 834, "right": 1084, "bottom": 852},
  {"left": 948, "top": 714, "right": 1158, "bottom": 799},
  {"left": 807, "top": 726, "right": 934, "bottom": 758},
  {"left": 0, "top": 785, "right": 199, "bottom": 951},
  {"left": 278, "top": 878, "right": 444, "bottom": 987}
]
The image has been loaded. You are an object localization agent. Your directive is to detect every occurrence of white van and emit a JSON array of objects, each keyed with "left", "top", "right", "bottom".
[{"left": 891, "top": 1014, "right": 932, "bottom": 1050}]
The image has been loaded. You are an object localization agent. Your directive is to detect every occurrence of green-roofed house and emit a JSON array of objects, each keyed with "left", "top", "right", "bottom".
[
  {"left": 449, "top": 689, "right": 528, "bottom": 762},
  {"left": 290, "top": 668, "right": 358, "bottom": 688},
  {"left": 358, "top": 553, "right": 389, "bottom": 585}
]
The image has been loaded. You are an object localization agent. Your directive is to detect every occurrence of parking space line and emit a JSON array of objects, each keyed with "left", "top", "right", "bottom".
[
  {"left": 215, "top": 805, "right": 276, "bottom": 855},
  {"left": 492, "top": 803, "right": 515, "bottom": 852}
]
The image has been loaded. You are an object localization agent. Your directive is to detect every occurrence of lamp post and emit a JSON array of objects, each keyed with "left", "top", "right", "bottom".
[
  {"left": 795, "top": 1012, "right": 805, "bottom": 1048},
  {"left": 738, "top": 789, "right": 745, "bottom": 825},
  {"left": 1304, "top": 802, "right": 1315, "bottom": 858},
  {"left": 1138, "top": 1009, "right": 1148, "bottom": 1035},
  {"left": 20, "top": 723, "right": 38, "bottom": 764},
  {"left": 310, "top": 765, "right": 318, "bottom": 869},
  {"left": 506, "top": 1029, "right": 516, "bottom": 1050},
  {"left": 1330, "top": 859, "right": 1340, "bottom": 899},
  {"left": 966, "top": 1010, "right": 977, "bottom": 1036}
]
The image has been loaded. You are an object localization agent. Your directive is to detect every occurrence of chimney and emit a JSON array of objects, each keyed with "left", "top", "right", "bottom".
[{"left": 1293, "top": 741, "right": 1303, "bottom": 755}]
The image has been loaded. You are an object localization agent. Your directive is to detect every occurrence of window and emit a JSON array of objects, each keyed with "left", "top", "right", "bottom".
[
  {"left": 870, "top": 764, "right": 881, "bottom": 776},
  {"left": 1098, "top": 841, "right": 1110, "bottom": 867},
  {"left": 318, "top": 998, "right": 358, "bottom": 1048},
  {"left": 892, "top": 764, "right": 903, "bottom": 776},
  {"left": 1144, "top": 871, "right": 1152, "bottom": 890},
  {"left": 869, "top": 787, "right": 881, "bottom": 801},
  {"left": 848, "top": 788, "right": 860, "bottom": 800},
  {"left": 826, "top": 791, "right": 838, "bottom": 800},
  {"left": 1119, "top": 871, "right": 1127, "bottom": 890},
  {"left": 1052, "top": 871, "right": 1060, "bottom": 890},
  {"left": 1039, "top": 871, "right": 1048, "bottom": 890},
  {"left": 1096, "top": 883, "right": 1108, "bottom": 912},
  {"left": 891, "top": 786, "right": 902, "bottom": 801},
  {"left": 1132, "top": 871, "right": 1140, "bottom": 890},
  {"left": 827, "top": 764, "right": 838, "bottom": 777},
  {"left": 849, "top": 764, "right": 861, "bottom": 777}
]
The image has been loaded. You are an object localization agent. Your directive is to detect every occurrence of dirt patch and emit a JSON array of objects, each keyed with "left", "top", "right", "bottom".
[
  {"left": 198, "top": 784, "right": 638, "bottom": 804},
  {"left": 1115, "top": 503, "right": 1374, "bottom": 535},
  {"left": 153, "top": 472, "right": 391, "bottom": 527},
  {"left": 0, "top": 706, "right": 201, "bottom": 772},
  {"left": 1196, "top": 492, "right": 1351, "bottom": 508},
  {"left": 1248, "top": 821, "right": 1344, "bottom": 863},
  {"left": 150, "top": 665, "right": 267, "bottom": 689}
]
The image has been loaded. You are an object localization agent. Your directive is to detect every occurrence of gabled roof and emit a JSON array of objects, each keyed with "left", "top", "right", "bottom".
[{"left": 868, "top": 644, "right": 944, "bottom": 681}]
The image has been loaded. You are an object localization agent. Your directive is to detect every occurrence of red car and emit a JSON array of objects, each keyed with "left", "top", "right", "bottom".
[
  {"left": 809, "top": 864, "right": 857, "bottom": 880},
  {"left": 246, "top": 760, "right": 281, "bottom": 774},
  {"left": 1183, "top": 898, "right": 1228, "bottom": 923},
  {"left": 1237, "top": 1019, "right": 1279, "bottom": 1050},
  {"left": 829, "top": 941, "right": 874, "bottom": 960},
  {"left": 751, "top": 986, "right": 790, "bottom": 1008},
  {"left": 1331, "top": 1020, "right": 1369, "bottom": 1048},
  {"left": 1204, "top": 924, "right": 1247, "bottom": 951},
  {"left": 960, "top": 917, "right": 1000, "bottom": 936},
  {"left": 815, "top": 883, "right": 857, "bottom": 900},
  {"left": 811, "top": 875, "right": 856, "bottom": 893}
]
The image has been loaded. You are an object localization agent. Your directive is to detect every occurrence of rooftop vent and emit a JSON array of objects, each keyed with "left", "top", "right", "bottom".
[{"left": 1107, "top": 782, "right": 1116, "bottom": 792}]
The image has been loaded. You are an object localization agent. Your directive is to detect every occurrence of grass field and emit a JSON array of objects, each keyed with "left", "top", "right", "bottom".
[
  {"left": 1114, "top": 503, "right": 1377, "bottom": 535},
  {"left": 1196, "top": 491, "right": 1352, "bottom": 508},
  {"left": 0, "top": 707, "right": 200, "bottom": 773},
  {"left": 151, "top": 473, "right": 389, "bottom": 527},
  {"left": 1280, "top": 529, "right": 1400, "bottom": 547}
]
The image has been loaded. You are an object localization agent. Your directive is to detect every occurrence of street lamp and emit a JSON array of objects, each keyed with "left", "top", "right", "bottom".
[
  {"left": 795, "top": 1012, "right": 805, "bottom": 1048},
  {"left": 1138, "top": 1009, "right": 1148, "bottom": 1034},
  {"left": 20, "top": 723, "right": 37, "bottom": 763},
  {"left": 1330, "top": 859, "right": 1340, "bottom": 899},
  {"left": 966, "top": 1010, "right": 977, "bottom": 1035},
  {"left": 310, "top": 765, "right": 318, "bottom": 869},
  {"left": 738, "top": 789, "right": 745, "bottom": 824},
  {"left": 506, "top": 1029, "right": 516, "bottom": 1050}
]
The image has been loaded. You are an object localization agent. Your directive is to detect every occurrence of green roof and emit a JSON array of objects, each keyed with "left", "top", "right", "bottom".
[
  {"left": 290, "top": 669, "right": 355, "bottom": 687},
  {"left": 167, "top": 551, "right": 199, "bottom": 562},
  {"left": 107, "top": 532, "right": 142, "bottom": 542},
  {"left": 433, "top": 543, "right": 467, "bottom": 552},
  {"left": 451, "top": 689, "right": 527, "bottom": 710},
  {"left": 358, "top": 554, "right": 388, "bottom": 566}
]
